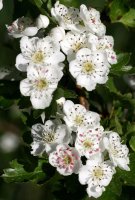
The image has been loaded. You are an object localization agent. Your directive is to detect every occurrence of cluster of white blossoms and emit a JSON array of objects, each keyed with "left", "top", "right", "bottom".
[
  {"left": 31, "top": 98, "right": 130, "bottom": 198},
  {"left": 8, "top": 1, "right": 129, "bottom": 198},
  {"left": 8, "top": 1, "right": 118, "bottom": 109}
]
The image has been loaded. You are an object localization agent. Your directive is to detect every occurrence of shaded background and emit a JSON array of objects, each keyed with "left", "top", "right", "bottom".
[{"left": 0, "top": 0, "right": 135, "bottom": 200}]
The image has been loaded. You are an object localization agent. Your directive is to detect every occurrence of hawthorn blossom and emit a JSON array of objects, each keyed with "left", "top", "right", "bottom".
[
  {"left": 61, "top": 31, "right": 89, "bottom": 61},
  {"left": 88, "top": 33, "right": 117, "bottom": 64},
  {"left": 0, "top": 0, "right": 3, "bottom": 10},
  {"left": 69, "top": 48, "right": 110, "bottom": 91},
  {"left": 63, "top": 100, "right": 100, "bottom": 132},
  {"left": 6, "top": 17, "right": 39, "bottom": 38},
  {"left": 103, "top": 131, "right": 130, "bottom": 171},
  {"left": 49, "top": 144, "right": 82, "bottom": 175},
  {"left": 50, "top": 26, "right": 65, "bottom": 42},
  {"left": 75, "top": 126, "right": 104, "bottom": 159},
  {"left": 80, "top": 5, "right": 106, "bottom": 37},
  {"left": 20, "top": 64, "right": 63, "bottom": 109},
  {"left": 31, "top": 120, "right": 71, "bottom": 156},
  {"left": 79, "top": 157, "right": 115, "bottom": 198},
  {"left": 16, "top": 36, "right": 65, "bottom": 71},
  {"left": 36, "top": 14, "right": 49, "bottom": 29},
  {"left": 51, "top": 1, "right": 83, "bottom": 32}
]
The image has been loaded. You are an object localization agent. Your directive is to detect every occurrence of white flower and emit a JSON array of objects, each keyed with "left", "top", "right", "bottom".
[
  {"left": 51, "top": 1, "right": 82, "bottom": 32},
  {"left": 31, "top": 120, "right": 71, "bottom": 156},
  {"left": 16, "top": 36, "right": 65, "bottom": 71},
  {"left": 36, "top": 14, "right": 49, "bottom": 29},
  {"left": 88, "top": 33, "right": 117, "bottom": 64},
  {"left": 50, "top": 26, "right": 65, "bottom": 42},
  {"left": 20, "top": 64, "right": 63, "bottom": 109},
  {"left": 80, "top": 5, "right": 106, "bottom": 37},
  {"left": 103, "top": 131, "right": 130, "bottom": 171},
  {"left": 63, "top": 100, "right": 100, "bottom": 132},
  {"left": 0, "top": 0, "right": 3, "bottom": 10},
  {"left": 79, "top": 157, "right": 115, "bottom": 198},
  {"left": 49, "top": 144, "right": 82, "bottom": 175},
  {"left": 6, "top": 17, "right": 39, "bottom": 38},
  {"left": 75, "top": 126, "right": 104, "bottom": 159},
  {"left": 61, "top": 31, "right": 89, "bottom": 61},
  {"left": 69, "top": 48, "right": 110, "bottom": 91}
]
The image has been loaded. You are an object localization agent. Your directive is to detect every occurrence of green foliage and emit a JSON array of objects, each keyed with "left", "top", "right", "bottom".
[
  {"left": 120, "top": 9, "right": 135, "bottom": 27},
  {"left": 0, "top": 0, "right": 135, "bottom": 200},
  {"left": 2, "top": 159, "right": 46, "bottom": 183}
]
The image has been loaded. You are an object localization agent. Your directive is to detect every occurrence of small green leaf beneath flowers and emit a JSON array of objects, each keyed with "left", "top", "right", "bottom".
[
  {"left": 2, "top": 159, "right": 46, "bottom": 183},
  {"left": 111, "top": 53, "right": 131, "bottom": 75}
]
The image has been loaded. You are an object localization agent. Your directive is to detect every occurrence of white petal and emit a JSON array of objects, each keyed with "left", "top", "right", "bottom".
[
  {"left": 30, "top": 92, "right": 52, "bottom": 109},
  {"left": 79, "top": 165, "right": 90, "bottom": 185},
  {"left": 76, "top": 48, "right": 92, "bottom": 61},
  {"left": 106, "top": 49, "right": 117, "bottom": 64},
  {"left": 92, "top": 51, "right": 108, "bottom": 64},
  {"left": 15, "top": 54, "right": 29, "bottom": 72},
  {"left": 20, "top": 78, "right": 32, "bottom": 96},
  {"left": 87, "top": 185, "right": 104, "bottom": 198},
  {"left": 36, "top": 14, "right": 49, "bottom": 29},
  {"left": 63, "top": 100, "right": 75, "bottom": 118},
  {"left": 22, "top": 27, "right": 39, "bottom": 36},
  {"left": 50, "top": 26, "right": 65, "bottom": 42},
  {"left": 20, "top": 36, "right": 34, "bottom": 53},
  {"left": 46, "top": 52, "right": 65, "bottom": 65},
  {"left": 77, "top": 74, "right": 96, "bottom": 91},
  {"left": 31, "top": 141, "right": 45, "bottom": 156},
  {"left": 69, "top": 60, "right": 82, "bottom": 78}
]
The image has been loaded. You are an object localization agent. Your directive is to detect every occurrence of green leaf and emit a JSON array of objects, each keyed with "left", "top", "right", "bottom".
[
  {"left": 33, "top": 0, "right": 43, "bottom": 8},
  {"left": 0, "top": 96, "right": 14, "bottom": 109},
  {"left": 120, "top": 9, "right": 135, "bottom": 27},
  {"left": 2, "top": 159, "right": 46, "bottom": 183},
  {"left": 114, "top": 115, "right": 123, "bottom": 135},
  {"left": 106, "top": 77, "right": 119, "bottom": 94},
  {"left": 109, "top": 0, "right": 127, "bottom": 22},
  {"left": 110, "top": 53, "right": 131, "bottom": 75},
  {"left": 129, "top": 136, "right": 135, "bottom": 151}
]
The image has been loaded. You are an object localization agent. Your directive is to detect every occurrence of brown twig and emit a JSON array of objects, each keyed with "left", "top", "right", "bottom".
[{"left": 76, "top": 85, "right": 90, "bottom": 110}]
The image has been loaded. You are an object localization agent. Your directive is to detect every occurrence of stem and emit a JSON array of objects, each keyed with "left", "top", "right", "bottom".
[{"left": 76, "top": 85, "right": 90, "bottom": 110}]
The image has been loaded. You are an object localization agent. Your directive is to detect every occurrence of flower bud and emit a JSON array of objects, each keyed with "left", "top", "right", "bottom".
[
  {"left": 50, "top": 26, "right": 65, "bottom": 42},
  {"left": 36, "top": 14, "right": 49, "bottom": 29}
]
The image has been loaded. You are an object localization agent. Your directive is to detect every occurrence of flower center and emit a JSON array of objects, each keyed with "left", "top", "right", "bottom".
[
  {"left": 83, "top": 140, "right": 92, "bottom": 149},
  {"left": 110, "top": 147, "right": 118, "bottom": 156},
  {"left": 82, "top": 62, "right": 93, "bottom": 73},
  {"left": 32, "top": 51, "right": 44, "bottom": 64},
  {"left": 63, "top": 14, "right": 72, "bottom": 23},
  {"left": 42, "top": 132, "right": 55, "bottom": 143},
  {"left": 93, "top": 168, "right": 103, "bottom": 179},
  {"left": 63, "top": 155, "right": 72, "bottom": 165},
  {"left": 36, "top": 79, "right": 48, "bottom": 90},
  {"left": 72, "top": 42, "right": 84, "bottom": 52},
  {"left": 74, "top": 115, "right": 83, "bottom": 125}
]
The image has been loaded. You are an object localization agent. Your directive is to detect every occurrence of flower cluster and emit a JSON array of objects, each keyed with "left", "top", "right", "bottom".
[
  {"left": 7, "top": 1, "right": 129, "bottom": 198},
  {"left": 31, "top": 98, "right": 130, "bottom": 198},
  {"left": 8, "top": 13, "right": 65, "bottom": 109},
  {"left": 9, "top": 1, "right": 118, "bottom": 110},
  {"left": 52, "top": 1, "right": 117, "bottom": 91}
]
